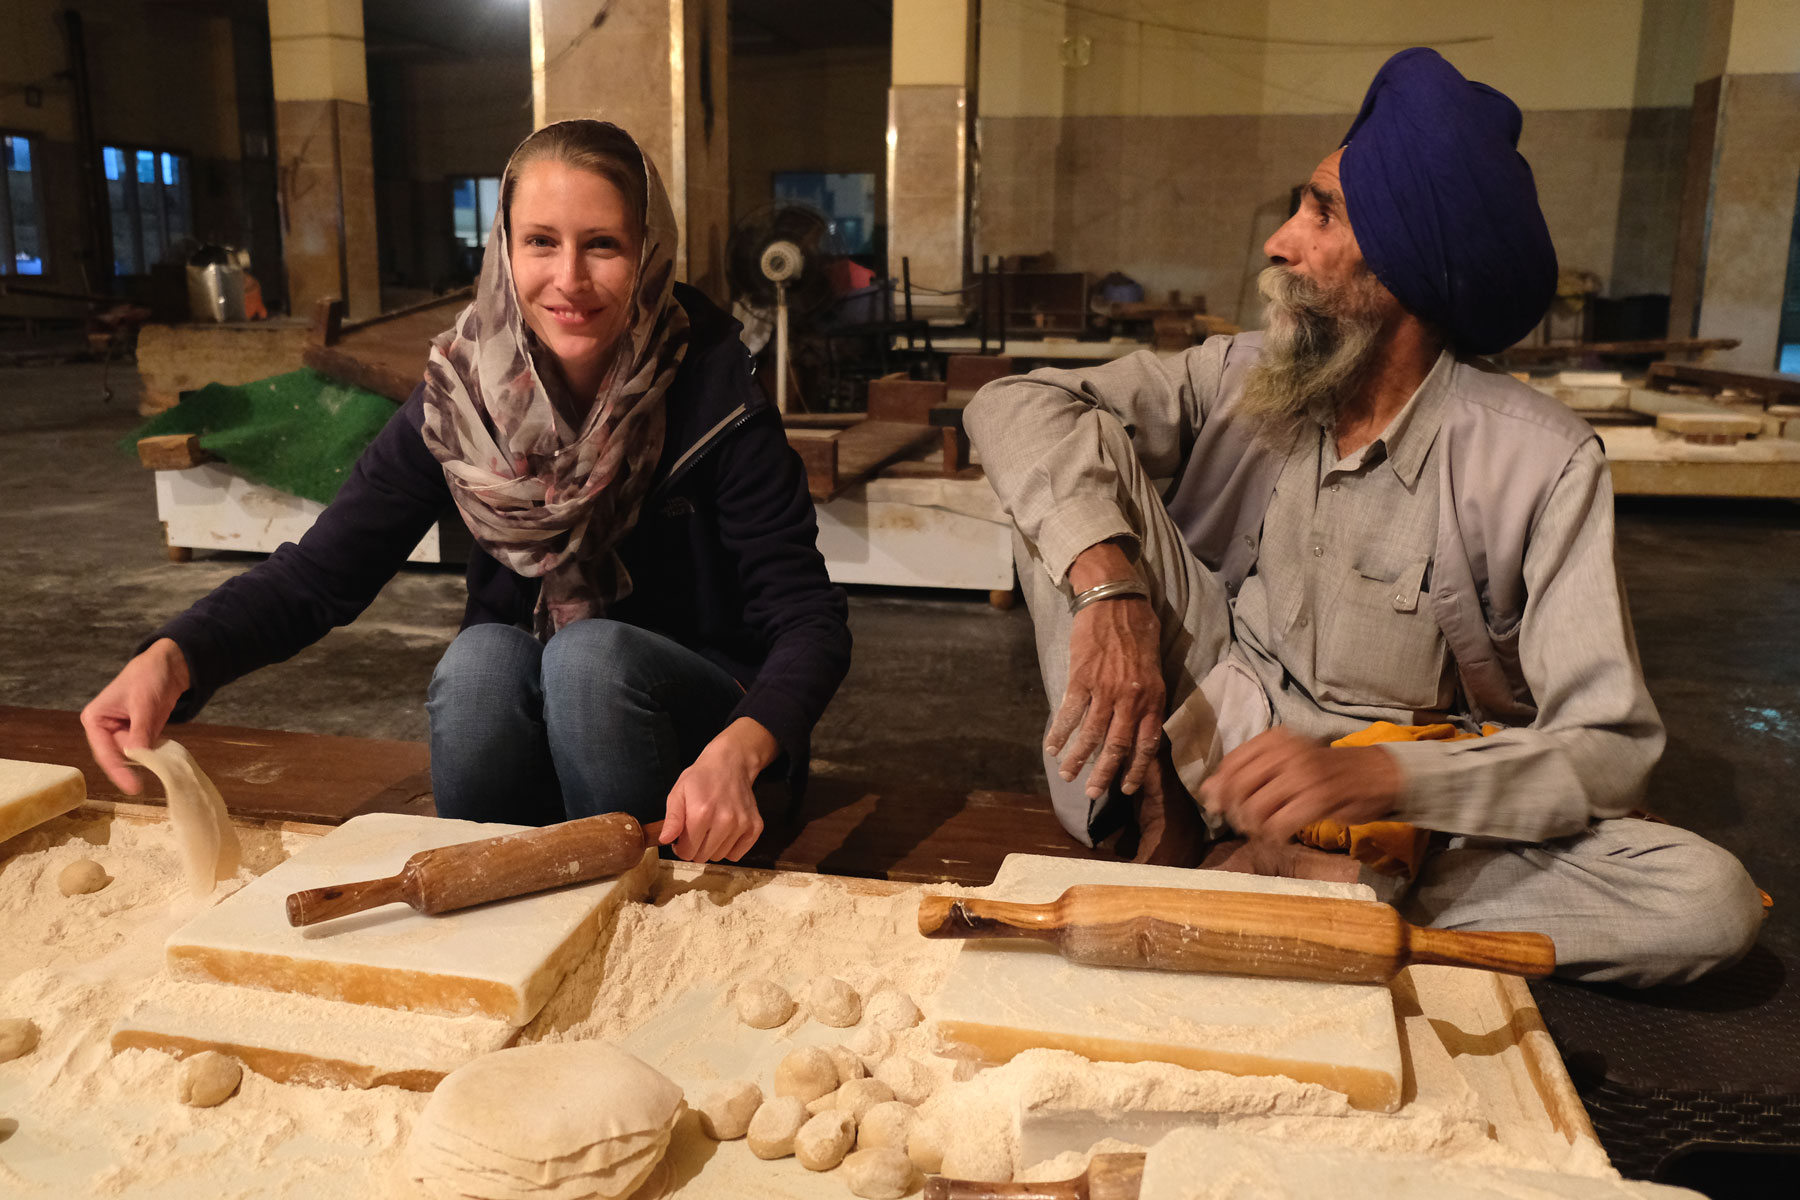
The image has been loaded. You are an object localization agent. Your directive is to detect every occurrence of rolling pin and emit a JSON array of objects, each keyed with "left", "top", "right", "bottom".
[
  {"left": 284, "top": 812, "right": 660, "bottom": 927},
  {"left": 917, "top": 884, "right": 1555, "bottom": 983},
  {"left": 926, "top": 1153, "right": 1144, "bottom": 1200}
]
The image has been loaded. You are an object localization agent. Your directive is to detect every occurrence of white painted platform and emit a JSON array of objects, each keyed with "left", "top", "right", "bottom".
[
  {"left": 814, "top": 474, "right": 1015, "bottom": 595},
  {"left": 154, "top": 463, "right": 444, "bottom": 561}
]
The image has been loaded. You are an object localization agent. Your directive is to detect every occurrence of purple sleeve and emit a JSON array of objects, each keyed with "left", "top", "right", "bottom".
[{"left": 151, "top": 388, "right": 450, "bottom": 721}]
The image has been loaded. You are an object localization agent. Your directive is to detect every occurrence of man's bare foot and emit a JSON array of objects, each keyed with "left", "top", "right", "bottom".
[
  {"left": 1199, "top": 837, "right": 1362, "bottom": 883},
  {"left": 1131, "top": 755, "right": 1207, "bottom": 867}
]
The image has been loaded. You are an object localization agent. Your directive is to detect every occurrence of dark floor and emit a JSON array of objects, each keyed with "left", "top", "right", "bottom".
[{"left": 1, "top": 360, "right": 1795, "bottom": 967}]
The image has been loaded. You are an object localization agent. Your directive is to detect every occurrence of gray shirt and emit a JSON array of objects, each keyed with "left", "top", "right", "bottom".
[
  {"left": 967, "top": 337, "right": 1662, "bottom": 843},
  {"left": 1232, "top": 352, "right": 1456, "bottom": 740}
]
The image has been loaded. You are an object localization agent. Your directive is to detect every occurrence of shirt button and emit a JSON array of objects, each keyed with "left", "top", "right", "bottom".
[{"left": 1312, "top": 545, "right": 1323, "bottom": 557}]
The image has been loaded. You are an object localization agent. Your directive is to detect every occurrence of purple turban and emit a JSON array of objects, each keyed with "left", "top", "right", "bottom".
[{"left": 1339, "top": 48, "right": 1557, "bottom": 355}]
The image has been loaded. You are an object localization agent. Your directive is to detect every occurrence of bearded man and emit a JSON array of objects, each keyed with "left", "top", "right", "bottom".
[{"left": 964, "top": 49, "right": 1762, "bottom": 987}]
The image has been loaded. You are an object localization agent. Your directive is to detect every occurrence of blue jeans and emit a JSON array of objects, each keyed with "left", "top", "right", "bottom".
[{"left": 426, "top": 620, "right": 744, "bottom": 826}]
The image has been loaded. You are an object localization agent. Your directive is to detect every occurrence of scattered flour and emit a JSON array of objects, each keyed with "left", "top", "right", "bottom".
[{"left": 0, "top": 814, "right": 1616, "bottom": 1197}]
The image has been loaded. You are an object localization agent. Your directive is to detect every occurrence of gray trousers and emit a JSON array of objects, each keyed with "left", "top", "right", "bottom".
[{"left": 1014, "top": 415, "right": 1764, "bottom": 987}]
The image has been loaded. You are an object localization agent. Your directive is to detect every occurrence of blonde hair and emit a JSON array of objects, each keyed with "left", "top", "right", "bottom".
[{"left": 503, "top": 120, "right": 647, "bottom": 238}]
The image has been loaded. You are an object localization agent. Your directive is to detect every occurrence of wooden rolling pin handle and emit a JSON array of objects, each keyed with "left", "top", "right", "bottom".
[
  {"left": 286, "top": 874, "right": 410, "bottom": 927},
  {"left": 1407, "top": 924, "right": 1557, "bottom": 977},
  {"left": 918, "top": 894, "right": 1060, "bottom": 942}
]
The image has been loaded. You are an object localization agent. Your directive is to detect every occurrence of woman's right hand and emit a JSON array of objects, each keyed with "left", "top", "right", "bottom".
[{"left": 80, "top": 638, "right": 190, "bottom": 794}]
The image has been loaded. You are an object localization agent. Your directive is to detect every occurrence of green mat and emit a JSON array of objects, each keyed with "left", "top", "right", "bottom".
[{"left": 125, "top": 369, "right": 400, "bottom": 505}]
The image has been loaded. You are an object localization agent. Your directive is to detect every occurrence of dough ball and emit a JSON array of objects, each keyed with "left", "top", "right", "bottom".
[
  {"left": 844, "top": 1147, "right": 917, "bottom": 1199},
  {"left": 0, "top": 1018, "right": 40, "bottom": 1063},
  {"left": 57, "top": 859, "right": 111, "bottom": 896},
  {"left": 907, "top": 1117, "right": 945, "bottom": 1175},
  {"left": 856, "top": 1101, "right": 916, "bottom": 1152},
  {"left": 176, "top": 1051, "right": 242, "bottom": 1107},
  {"left": 806, "top": 976, "right": 862, "bottom": 1027},
  {"left": 863, "top": 990, "right": 922, "bottom": 1032},
  {"left": 941, "top": 1137, "right": 1012, "bottom": 1183},
  {"left": 774, "top": 1046, "right": 839, "bottom": 1102},
  {"left": 694, "top": 1079, "right": 761, "bottom": 1140},
  {"left": 746, "top": 1095, "right": 808, "bottom": 1160},
  {"left": 794, "top": 1110, "right": 856, "bottom": 1171},
  {"left": 805, "top": 1088, "right": 841, "bottom": 1116},
  {"left": 733, "top": 979, "right": 796, "bottom": 1029},
  {"left": 828, "top": 1043, "right": 867, "bottom": 1085},
  {"left": 848, "top": 1022, "right": 894, "bottom": 1066},
  {"left": 406, "top": 1042, "right": 684, "bottom": 1200},
  {"left": 834, "top": 1077, "right": 895, "bottom": 1125},
  {"left": 874, "top": 1055, "right": 935, "bottom": 1106}
]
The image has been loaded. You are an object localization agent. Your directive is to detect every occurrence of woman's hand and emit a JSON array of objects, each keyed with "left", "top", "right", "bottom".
[
  {"left": 80, "top": 638, "right": 190, "bottom": 794},
  {"left": 659, "top": 717, "right": 778, "bottom": 863}
]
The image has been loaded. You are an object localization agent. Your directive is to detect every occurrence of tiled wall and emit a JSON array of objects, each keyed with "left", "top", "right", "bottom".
[{"left": 975, "top": 107, "right": 1694, "bottom": 327}]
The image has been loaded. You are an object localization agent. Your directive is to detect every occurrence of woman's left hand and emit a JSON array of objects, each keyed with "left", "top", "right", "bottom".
[{"left": 660, "top": 718, "right": 779, "bottom": 862}]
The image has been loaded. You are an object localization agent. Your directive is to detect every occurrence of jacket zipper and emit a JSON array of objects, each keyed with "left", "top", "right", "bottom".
[{"left": 647, "top": 402, "right": 756, "bottom": 504}]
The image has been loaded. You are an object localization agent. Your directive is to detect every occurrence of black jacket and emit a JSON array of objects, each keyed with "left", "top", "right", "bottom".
[{"left": 154, "top": 285, "right": 851, "bottom": 776}]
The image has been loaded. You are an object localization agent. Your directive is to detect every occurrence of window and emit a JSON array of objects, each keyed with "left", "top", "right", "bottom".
[
  {"left": 451, "top": 177, "right": 500, "bottom": 247},
  {"left": 1, "top": 133, "right": 45, "bottom": 276},
  {"left": 772, "top": 172, "right": 876, "bottom": 255},
  {"left": 104, "top": 144, "right": 192, "bottom": 276}
]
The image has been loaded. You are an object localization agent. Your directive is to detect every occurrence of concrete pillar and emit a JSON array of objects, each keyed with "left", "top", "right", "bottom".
[
  {"left": 1668, "top": 0, "right": 1800, "bottom": 370},
  {"left": 889, "top": 0, "right": 977, "bottom": 319},
  {"left": 529, "top": 0, "right": 730, "bottom": 305},
  {"left": 267, "top": 0, "right": 380, "bottom": 319}
]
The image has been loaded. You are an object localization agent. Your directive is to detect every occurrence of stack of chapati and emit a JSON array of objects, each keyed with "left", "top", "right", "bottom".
[{"left": 406, "top": 1042, "right": 685, "bottom": 1200}]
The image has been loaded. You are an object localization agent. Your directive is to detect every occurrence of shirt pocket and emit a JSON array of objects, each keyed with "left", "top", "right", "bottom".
[{"left": 1315, "top": 555, "right": 1448, "bottom": 709}]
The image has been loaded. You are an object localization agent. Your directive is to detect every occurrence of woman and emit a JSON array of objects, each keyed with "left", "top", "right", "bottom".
[{"left": 81, "top": 121, "right": 851, "bottom": 864}]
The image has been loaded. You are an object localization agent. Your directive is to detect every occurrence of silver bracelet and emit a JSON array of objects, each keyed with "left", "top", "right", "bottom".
[{"left": 1068, "top": 578, "right": 1150, "bottom": 616}]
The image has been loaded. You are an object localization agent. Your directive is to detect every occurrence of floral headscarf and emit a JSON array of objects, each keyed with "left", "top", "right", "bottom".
[{"left": 421, "top": 121, "right": 690, "bottom": 638}]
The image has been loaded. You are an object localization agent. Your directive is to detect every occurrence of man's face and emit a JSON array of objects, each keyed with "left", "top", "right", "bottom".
[
  {"left": 1264, "top": 149, "right": 1372, "bottom": 296},
  {"left": 1239, "top": 150, "right": 1400, "bottom": 436}
]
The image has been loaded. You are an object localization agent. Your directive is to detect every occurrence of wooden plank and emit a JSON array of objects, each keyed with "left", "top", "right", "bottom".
[
  {"left": 300, "top": 342, "right": 421, "bottom": 404},
  {"left": 1496, "top": 337, "right": 1740, "bottom": 365},
  {"left": 866, "top": 376, "right": 948, "bottom": 425},
  {"left": 784, "top": 428, "right": 840, "bottom": 499},
  {"left": 1654, "top": 411, "right": 1763, "bottom": 443},
  {"left": 301, "top": 292, "right": 472, "bottom": 403},
  {"left": 135, "top": 434, "right": 214, "bottom": 471},
  {"left": 944, "top": 354, "right": 1015, "bottom": 392},
  {"left": 0, "top": 705, "right": 434, "bottom": 826},
  {"left": 822, "top": 420, "right": 939, "bottom": 499},
  {"left": 781, "top": 412, "right": 861, "bottom": 429},
  {"left": 738, "top": 775, "right": 1108, "bottom": 886},
  {"left": 1647, "top": 361, "right": 1800, "bottom": 403}
]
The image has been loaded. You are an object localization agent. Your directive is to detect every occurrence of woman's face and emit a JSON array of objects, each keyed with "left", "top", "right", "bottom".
[{"left": 508, "top": 159, "right": 641, "bottom": 391}]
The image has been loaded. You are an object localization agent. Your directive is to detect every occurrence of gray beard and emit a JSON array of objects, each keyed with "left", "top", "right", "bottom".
[{"left": 1239, "top": 266, "right": 1389, "bottom": 443}]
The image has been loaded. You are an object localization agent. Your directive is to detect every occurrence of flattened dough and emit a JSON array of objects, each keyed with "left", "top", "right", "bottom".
[{"left": 126, "top": 741, "right": 241, "bottom": 899}]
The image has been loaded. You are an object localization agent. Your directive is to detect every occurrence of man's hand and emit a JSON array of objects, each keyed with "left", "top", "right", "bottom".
[
  {"left": 80, "top": 638, "right": 190, "bottom": 794},
  {"left": 659, "top": 717, "right": 778, "bottom": 864},
  {"left": 1048, "top": 542, "right": 1165, "bottom": 800},
  {"left": 1199, "top": 727, "right": 1401, "bottom": 845}
]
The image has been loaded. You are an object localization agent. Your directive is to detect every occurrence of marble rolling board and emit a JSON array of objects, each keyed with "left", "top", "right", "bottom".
[
  {"left": 931, "top": 855, "right": 1406, "bottom": 1113},
  {"left": 164, "top": 812, "right": 658, "bottom": 1025}
]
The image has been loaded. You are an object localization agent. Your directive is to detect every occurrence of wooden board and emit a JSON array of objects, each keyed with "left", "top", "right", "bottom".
[
  {"left": 787, "top": 420, "right": 940, "bottom": 501},
  {"left": 0, "top": 705, "right": 434, "bottom": 825},
  {"left": 1647, "top": 361, "right": 1800, "bottom": 404},
  {"left": 301, "top": 290, "right": 473, "bottom": 403}
]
